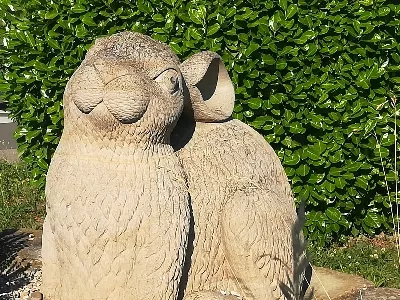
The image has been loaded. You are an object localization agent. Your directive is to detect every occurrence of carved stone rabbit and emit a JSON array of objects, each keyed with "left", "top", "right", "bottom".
[
  {"left": 172, "top": 52, "right": 310, "bottom": 300},
  {"left": 42, "top": 31, "right": 309, "bottom": 300},
  {"left": 42, "top": 32, "right": 191, "bottom": 300}
]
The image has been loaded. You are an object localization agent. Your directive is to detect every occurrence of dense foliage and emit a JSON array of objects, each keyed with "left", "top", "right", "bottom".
[{"left": 1, "top": 0, "right": 399, "bottom": 245}]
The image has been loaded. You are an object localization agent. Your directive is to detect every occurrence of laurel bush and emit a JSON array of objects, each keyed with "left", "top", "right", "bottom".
[{"left": 1, "top": 0, "right": 400, "bottom": 245}]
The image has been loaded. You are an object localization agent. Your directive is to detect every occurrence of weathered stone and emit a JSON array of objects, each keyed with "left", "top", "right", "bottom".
[
  {"left": 351, "top": 288, "right": 400, "bottom": 300},
  {"left": 0, "top": 229, "right": 42, "bottom": 272},
  {"left": 173, "top": 40, "right": 310, "bottom": 300},
  {"left": 19, "top": 290, "right": 29, "bottom": 300},
  {"left": 305, "top": 266, "right": 374, "bottom": 300},
  {"left": 30, "top": 291, "right": 43, "bottom": 300},
  {"left": 16, "top": 229, "right": 42, "bottom": 269},
  {"left": 41, "top": 31, "right": 308, "bottom": 299},
  {"left": 42, "top": 31, "right": 191, "bottom": 300}
]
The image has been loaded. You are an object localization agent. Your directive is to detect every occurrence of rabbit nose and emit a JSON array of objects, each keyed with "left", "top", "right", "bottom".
[
  {"left": 71, "top": 64, "right": 104, "bottom": 114},
  {"left": 101, "top": 72, "right": 150, "bottom": 124}
]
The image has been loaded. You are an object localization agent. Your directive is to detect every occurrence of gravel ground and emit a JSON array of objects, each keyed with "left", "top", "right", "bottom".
[
  {"left": 0, "top": 268, "right": 41, "bottom": 300},
  {"left": 0, "top": 230, "right": 43, "bottom": 300}
]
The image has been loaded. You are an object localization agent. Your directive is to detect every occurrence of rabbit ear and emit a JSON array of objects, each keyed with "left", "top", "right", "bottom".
[{"left": 180, "top": 51, "right": 235, "bottom": 122}]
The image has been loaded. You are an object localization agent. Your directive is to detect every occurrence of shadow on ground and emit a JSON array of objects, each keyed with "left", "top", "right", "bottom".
[{"left": 0, "top": 229, "right": 32, "bottom": 299}]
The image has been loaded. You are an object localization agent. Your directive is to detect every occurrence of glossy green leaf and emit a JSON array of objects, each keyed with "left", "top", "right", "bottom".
[
  {"left": 284, "top": 152, "right": 301, "bottom": 166},
  {"left": 391, "top": 77, "right": 400, "bottom": 84},
  {"left": 364, "top": 119, "right": 377, "bottom": 135},
  {"left": 207, "top": 23, "right": 220, "bottom": 36},
  {"left": 307, "top": 141, "right": 327, "bottom": 160},
  {"left": 247, "top": 98, "right": 262, "bottom": 109},
  {"left": 188, "top": 7, "right": 204, "bottom": 25},
  {"left": 45, "top": 10, "right": 58, "bottom": 19},
  {"left": 75, "top": 24, "right": 87, "bottom": 38},
  {"left": 188, "top": 27, "right": 202, "bottom": 40},
  {"left": 226, "top": 7, "right": 236, "bottom": 18},
  {"left": 309, "top": 173, "right": 325, "bottom": 184},
  {"left": 363, "top": 212, "right": 380, "bottom": 228},
  {"left": 286, "top": 4, "right": 298, "bottom": 18},
  {"left": 276, "top": 60, "right": 287, "bottom": 70},
  {"left": 326, "top": 207, "right": 341, "bottom": 222},
  {"left": 378, "top": 7, "right": 390, "bottom": 16},
  {"left": 262, "top": 54, "right": 275, "bottom": 65},
  {"left": 289, "top": 122, "right": 304, "bottom": 134},
  {"left": 82, "top": 14, "right": 97, "bottom": 26},
  {"left": 306, "top": 44, "right": 317, "bottom": 56},
  {"left": 169, "top": 41, "right": 181, "bottom": 54},
  {"left": 37, "top": 158, "right": 49, "bottom": 169},
  {"left": 270, "top": 94, "right": 283, "bottom": 104},
  {"left": 295, "top": 30, "right": 316, "bottom": 44},
  {"left": 137, "top": 0, "right": 154, "bottom": 14},
  {"left": 152, "top": 14, "right": 164, "bottom": 22},
  {"left": 296, "top": 164, "right": 310, "bottom": 176},
  {"left": 25, "top": 32, "right": 35, "bottom": 47},
  {"left": 279, "top": 0, "right": 287, "bottom": 11},
  {"left": 335, "top": 177, "right": 346, "bottom": 189},
  {"left": 244, "top": 42, "right": 260, "bottom": 56},
  {"left": 323, "top": 180, "right": 335, "bottom": 193},
  {"left": 71, "top": 5, "right": 87, "bottom": 13},
  {"left": 355, "top": 176, "right": 369, "bottom": 190},
  {"left": 47, "top": 39, "right": 60, "bottom": 49}
]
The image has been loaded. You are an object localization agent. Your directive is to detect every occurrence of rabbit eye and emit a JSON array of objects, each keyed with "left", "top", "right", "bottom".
[{"left": 155, "top": 69, "right": 181, "bottom": 96}]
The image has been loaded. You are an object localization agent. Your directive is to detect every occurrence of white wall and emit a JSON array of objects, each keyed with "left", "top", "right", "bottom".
[{"left": 0, "top": 110, "right": 13, "bottom": 124}]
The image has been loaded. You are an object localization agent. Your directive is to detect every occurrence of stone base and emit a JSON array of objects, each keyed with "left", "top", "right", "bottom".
[
  {"left": 305, "top": 266, "right": 374, "bottom": 300},
  {"left": 353, "top": 288, "right": 400, "bottom": 300}
]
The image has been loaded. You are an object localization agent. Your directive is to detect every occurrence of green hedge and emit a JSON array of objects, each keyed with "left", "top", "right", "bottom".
[{"left": 1, "top": 0, "right": 399, "bottom": 245}]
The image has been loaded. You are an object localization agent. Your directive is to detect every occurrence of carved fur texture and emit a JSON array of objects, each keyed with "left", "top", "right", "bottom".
[
  {"left": 42, "top": 31, "right": 190, "bottom": 300},
  {"left": 173, "top": 120, "right": 306, "bottom": 300},
  {"left": 172, "top": 51, "right": 310, "bottom": 299},
  {"left": 42, "top": 31, "right": 309, "bottom": 300}
]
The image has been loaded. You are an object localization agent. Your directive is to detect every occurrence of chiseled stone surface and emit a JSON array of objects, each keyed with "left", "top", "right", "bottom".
[
  {"left": 174, "top": 41, "right": 310, "bottom": 300},
  {"left": 41, "top": 31, "right": 308, "bottom": 299},
  {"left": 353, "top": 288, "right": 400, "bottom": 300},
  {"left": 16, "top": 229, "right": 42, "bottom": 269},
  {"left": 305, "top": 266, "right": 374, "bottom": 300},
  {"left": 42, "top": 31, "right": 190, "bottom": 300},
  {"left": 30, "top": 291, "right": 44, "bottom": 300}
]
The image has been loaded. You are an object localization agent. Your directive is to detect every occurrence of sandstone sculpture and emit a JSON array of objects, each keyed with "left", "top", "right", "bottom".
[
  {"left": 171, "top": 52, "right": 310, "bottom": 299},
  {"left": 42, "top": 32, "right": 191, "bottom": 300},
  {"left": 42, "top": 31, "right": 309, "bottom": 300}
]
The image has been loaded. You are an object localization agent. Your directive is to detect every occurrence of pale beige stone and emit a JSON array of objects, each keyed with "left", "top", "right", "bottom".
[
  {"left": 42, "top": 31, "right": 190, "bottom": 300},
  {"left": 30, "top": 291, "right": 43, "bottom": 300},
  {"left": 305, "top": 266, "right": 374, "bottom": 300},
  {"left": 351, "top": 288, "right": 400, "bottom": 300},
  {"left": 180, "top": 51, "right": 235, "bottom": 122},
  {"left": 171, "top": 51, "right": 310, "bottom": 299},
  {"left": 42, "top": 31, "right": 309, "bottom": 299}
]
